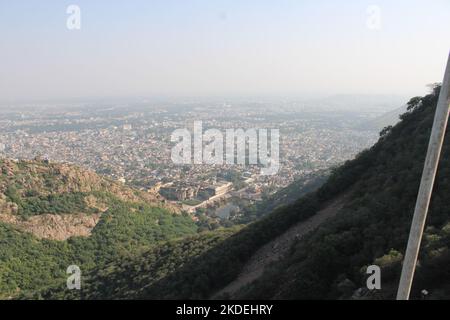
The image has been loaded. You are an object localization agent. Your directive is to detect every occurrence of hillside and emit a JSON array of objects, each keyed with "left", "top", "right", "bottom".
[
  {"left": 358, "top": 105, "right": 407, "bottom": 131},
  {"left": 244, "top": 171, "right": 328, "bottom": 222},
  {"left": 216, "top": 85, "right": 450, "bottom": 299},
  {"left": 30, "top": 228, "right": 240, "bottom": 300},
  {"left": 0, "top": 159, "right": 198, "bottom": 298},
  {"left": 35, "top": 85, "right": 449, "bottom": 300},
  {"left": 0, "top": 159, "right": 181, "bottom": 240}
]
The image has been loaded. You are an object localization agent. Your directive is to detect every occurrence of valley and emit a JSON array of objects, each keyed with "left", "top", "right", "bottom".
[{"left": 0, "top": 86, "right": 448, "bottom": 301}]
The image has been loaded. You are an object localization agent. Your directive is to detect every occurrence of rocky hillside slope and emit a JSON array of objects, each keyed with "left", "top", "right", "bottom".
[
  {"left": 0, "top": 159, "right": 197, "bottom": 298},
  {"left": 0, "top": 159, "right": 178, "bottom": 240}
]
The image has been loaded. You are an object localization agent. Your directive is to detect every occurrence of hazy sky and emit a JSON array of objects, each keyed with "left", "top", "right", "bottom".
[{"left": 0, "top": 0, "right": 449, "bottom": 102}]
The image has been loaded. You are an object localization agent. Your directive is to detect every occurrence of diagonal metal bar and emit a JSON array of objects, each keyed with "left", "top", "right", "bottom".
[{"left": 397, "top": 52, "right": 450, "bottom": 300}]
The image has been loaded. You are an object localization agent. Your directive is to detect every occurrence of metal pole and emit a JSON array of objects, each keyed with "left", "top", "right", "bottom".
[{"left": 397, "top": 52, "right": 450, "bottom": 300}]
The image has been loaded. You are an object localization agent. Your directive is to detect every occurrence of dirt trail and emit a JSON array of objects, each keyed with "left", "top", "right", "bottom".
[{"left": 212, "top": 192, "right": 350, "bottom": 298}]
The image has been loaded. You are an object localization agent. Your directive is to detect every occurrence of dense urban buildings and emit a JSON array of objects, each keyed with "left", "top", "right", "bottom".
[{"left": 0, "top": 99, "right": 387, "bottom": 218}]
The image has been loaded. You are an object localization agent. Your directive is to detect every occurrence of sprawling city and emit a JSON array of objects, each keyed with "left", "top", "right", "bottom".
[{"left": 0, "top": 98, "right": 393, "bottom": 225}]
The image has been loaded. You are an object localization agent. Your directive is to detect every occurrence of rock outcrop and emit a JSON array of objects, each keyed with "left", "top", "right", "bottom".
[{"left": 0, "top": 212, "right": 101, "bottom": 240}]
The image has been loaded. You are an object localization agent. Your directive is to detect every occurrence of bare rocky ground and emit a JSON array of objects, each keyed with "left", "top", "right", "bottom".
[{"left": 0, "top": 211, "right": 102, "bottom": 240}]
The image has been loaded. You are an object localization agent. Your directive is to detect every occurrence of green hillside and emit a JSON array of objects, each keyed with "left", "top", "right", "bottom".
[
  {"left": 235, "top": 86, "right": 450, "bottom": 299},
  {"left": 0, "top": 161, "right": 198, "bottom": 298}
]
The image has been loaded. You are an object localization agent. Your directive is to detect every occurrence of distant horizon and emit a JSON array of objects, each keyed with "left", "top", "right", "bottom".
[{"left": 0, "top": 91, "right": 411, "bottom": 108}]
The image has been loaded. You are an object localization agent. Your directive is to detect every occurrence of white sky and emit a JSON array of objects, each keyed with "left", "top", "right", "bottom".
[{"left": 0, "top": 0, "right": 449, "bottom": 102}]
